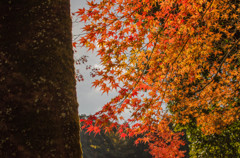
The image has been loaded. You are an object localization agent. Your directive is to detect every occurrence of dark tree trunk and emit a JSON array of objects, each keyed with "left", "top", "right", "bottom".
[{"left": 0, "top": 1, "right": 82, "bottom": 157}]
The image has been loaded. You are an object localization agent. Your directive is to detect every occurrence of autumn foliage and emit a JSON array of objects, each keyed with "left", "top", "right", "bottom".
[{"left": 75, "top": 0, "right": 239, "bottom": 157}]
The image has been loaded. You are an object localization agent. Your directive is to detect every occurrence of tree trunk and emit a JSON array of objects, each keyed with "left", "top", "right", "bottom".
[{"left": 0, "top": 0, "right": 82, "bottom": 157}]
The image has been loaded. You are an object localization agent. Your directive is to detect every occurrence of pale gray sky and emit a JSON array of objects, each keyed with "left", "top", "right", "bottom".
[{"left": 70, "top": 0, "right": 118, "bottom": 115}]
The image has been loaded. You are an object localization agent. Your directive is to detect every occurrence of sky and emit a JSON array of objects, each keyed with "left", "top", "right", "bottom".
[
  {"left": 70, "top": 0, "right": 167, "bottom": 119},
  {"left": 70, "top": 0, "right": 118, "bottom": 115}
]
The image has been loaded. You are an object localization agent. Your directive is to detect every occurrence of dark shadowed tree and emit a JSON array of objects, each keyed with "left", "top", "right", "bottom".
[
  {"left": 0, "top": 1, "right": 82, "bottom": 157},
  {"left": 79, "top": 115, "right": 151, "bottom": 158}
]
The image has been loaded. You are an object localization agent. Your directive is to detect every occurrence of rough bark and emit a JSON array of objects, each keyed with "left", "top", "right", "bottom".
[{"left": 0, "top": 0, "right": 82, "bottom": 157}]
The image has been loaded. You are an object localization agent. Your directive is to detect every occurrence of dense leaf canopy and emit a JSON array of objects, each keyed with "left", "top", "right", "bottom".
[{"left": 75, "top": 0, "right": 240, "bottom": 157}]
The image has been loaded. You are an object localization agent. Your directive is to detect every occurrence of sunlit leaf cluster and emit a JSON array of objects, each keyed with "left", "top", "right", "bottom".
[{"left": 76, "top": 0, "right": 240, "bottom": 157}]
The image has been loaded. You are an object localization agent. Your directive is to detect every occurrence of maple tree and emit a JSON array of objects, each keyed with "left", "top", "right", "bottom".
[{"left": 75, "top": 0, "right": 239, "bottom": 157}]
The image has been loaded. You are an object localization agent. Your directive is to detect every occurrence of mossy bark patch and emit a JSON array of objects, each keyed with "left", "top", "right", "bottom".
[{"left": 0, "top": 0, "right": 82, "bottom": 157}]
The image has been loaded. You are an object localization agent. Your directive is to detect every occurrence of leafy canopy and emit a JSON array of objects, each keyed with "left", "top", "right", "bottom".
[{"left": 75, "top": 0, "right": 240, "bottom": 157}]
